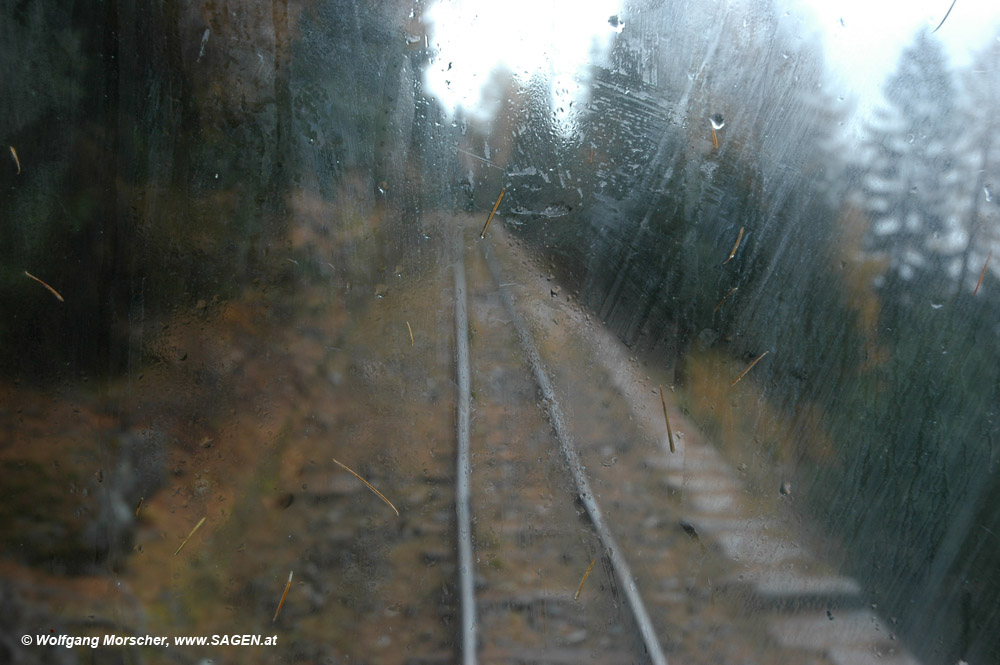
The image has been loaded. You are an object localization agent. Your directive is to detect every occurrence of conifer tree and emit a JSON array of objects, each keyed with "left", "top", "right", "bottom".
[
  {"left": 858, "top": 30, "right": 962, "bottom": 300},
  {"left": 954, "top": 31, "right": 1000, "bottom": 295}
]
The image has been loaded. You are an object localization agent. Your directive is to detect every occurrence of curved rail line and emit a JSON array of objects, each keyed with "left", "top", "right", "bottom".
[{"left": 453, "top": 229, "right": 669, "bottom": 665}]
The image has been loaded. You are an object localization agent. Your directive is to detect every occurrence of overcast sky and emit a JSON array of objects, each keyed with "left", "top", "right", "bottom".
[
  {"left": 422, "top": 0, "right": 622, "bottom": 126},
  {"left": 423, "top": 0, "right": 1000, "bottom": 129},
  {"left": 790, "top": 0, "right": 1000, "bottom": 108}
]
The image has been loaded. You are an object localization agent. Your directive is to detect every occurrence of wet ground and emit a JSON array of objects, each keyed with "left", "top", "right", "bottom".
[{"left": 1, "top": 206, "right": 921, "bottom": 665}]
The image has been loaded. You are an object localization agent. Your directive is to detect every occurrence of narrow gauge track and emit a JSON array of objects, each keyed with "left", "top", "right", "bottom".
[{"left": 452, "top": 227, "right": 669, "bottom": 665}]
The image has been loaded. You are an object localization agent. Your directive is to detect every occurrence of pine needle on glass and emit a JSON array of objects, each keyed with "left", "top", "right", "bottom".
[
  {"left": 574, "top": 558, "right": 597, "bottom": 600},
  {"left": 974, "top": 251, "right": 991, "bottom": 295},
  {"left": 480, "top": 188, "right": 506, "bottom": 238},
  {"left": 731, "top": 351, "right": 769, "bottom": 387},
  {"left": 273, "top": 571, "right": 293, "bottom": 622},
  {"left": 713, "top": 287, "right": 738, "bottom": 313},
  {"left": 174, "top": 516, "right": 207, "bottom": 555},
  {"left": 723, "top": 227, "right": 744, "bottom": 264},
  {"left": 332, "top": 457, "right": 399, "bottom": 516},
  {"left": 659, "top": 385, "right": 675, "bottom": 453},
  {"left": 24, "top": 270, "right": 65, "bottom": 302}
]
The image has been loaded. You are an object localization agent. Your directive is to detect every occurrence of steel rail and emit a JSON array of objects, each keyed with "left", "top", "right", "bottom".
[
  {"left": 481, "top": 243, "right": 669, "bottom": 665},
  {"left": 453, "top": 234, "right": 478, "bottom": 665}
]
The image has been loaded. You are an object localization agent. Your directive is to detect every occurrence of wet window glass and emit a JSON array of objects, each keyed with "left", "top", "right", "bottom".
[{"left": 2, "top": 1, "right": 998, "bottom": 664}]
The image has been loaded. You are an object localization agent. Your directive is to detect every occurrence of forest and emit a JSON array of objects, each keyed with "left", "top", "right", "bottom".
[
  {"left": 0, "top": 1, "right": 997, "bottom": 664},
  {"left": 501, "top": 8, "right": 1000, "bottom": 664}
]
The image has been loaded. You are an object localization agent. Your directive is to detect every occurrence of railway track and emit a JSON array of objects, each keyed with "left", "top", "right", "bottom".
[
  {"left": 213, "top": 211, "right": 916, "bottom": 665},
  {"left": 26, "top": 212, "right": 921, "bottom": 665},
  {"left": 433, "top": 212, "right": 929, "bottom": 665},
  {"left": 451, "top": 224, "right": 668, "bottom": 664}
]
